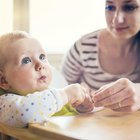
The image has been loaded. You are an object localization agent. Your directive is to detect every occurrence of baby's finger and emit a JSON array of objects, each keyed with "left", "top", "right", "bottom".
[{"left": 72, "top": 100, "right": 81, "bottom": 108}]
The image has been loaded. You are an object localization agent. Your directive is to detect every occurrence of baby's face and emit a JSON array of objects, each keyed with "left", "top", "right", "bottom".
[{"left": 3, "top": 38, "right": 52, "bottom": 95}]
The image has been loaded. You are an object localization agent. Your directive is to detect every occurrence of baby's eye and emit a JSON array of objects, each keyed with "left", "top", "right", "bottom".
[
  {"left": 39, "top": 54, "right": 46, "bottom": 60},
  {"left": 122, "top": 4, "right": 138, "bottom": 12},
  {"left": 22, "top": 57, "right": 31, "bottom": 64},
  {"left": 105, "top": 5, "right": 116, "bottom": 11}
]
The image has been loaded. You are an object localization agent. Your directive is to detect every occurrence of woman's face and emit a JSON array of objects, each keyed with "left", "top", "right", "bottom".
[{"left": 105, "top": 0, "right": 140, "bottom": 39}]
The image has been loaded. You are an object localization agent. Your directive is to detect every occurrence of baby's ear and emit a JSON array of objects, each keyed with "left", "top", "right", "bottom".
[{"left": 0, "top": 71, "right": 10, "bottom": 90}]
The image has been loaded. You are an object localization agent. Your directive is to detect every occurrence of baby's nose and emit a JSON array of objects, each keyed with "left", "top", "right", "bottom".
[{"left": 35, "top": 61, "right": 44, "bottom": 71}]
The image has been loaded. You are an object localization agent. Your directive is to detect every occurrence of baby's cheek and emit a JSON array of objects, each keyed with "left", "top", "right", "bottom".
[{"left": 47, "top": 69, "right": 52, "bottom": 84}]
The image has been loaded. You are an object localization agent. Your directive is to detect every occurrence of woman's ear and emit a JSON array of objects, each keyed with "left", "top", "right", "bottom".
[{"left": 0, "top": 71, "right": 10, "bottom": 90}]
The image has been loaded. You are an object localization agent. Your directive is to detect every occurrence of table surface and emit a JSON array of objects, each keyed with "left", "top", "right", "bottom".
[{"left": 29, "top": 109, "right": 140, "bottom": 140}]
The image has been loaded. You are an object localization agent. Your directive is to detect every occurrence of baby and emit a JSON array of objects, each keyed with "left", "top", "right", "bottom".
[{"left": 0, "top": 31, "right": 94, "bottom": 127}]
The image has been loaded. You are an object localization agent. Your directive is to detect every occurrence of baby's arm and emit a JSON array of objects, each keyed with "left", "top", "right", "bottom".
[
  {"left": 0, "top": 84, "right": 93, "bottom": 127},
  {"left": 0, "top": 89, "right": 66, "bottom": 127}
]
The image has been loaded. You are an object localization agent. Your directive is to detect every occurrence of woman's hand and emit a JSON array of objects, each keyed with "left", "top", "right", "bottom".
[{"left": 92, "top": 78, "right": 140, "bottom": 112}]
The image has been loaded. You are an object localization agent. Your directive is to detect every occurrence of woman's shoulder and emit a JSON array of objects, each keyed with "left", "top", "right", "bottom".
[
  {"left": 83, "top": 29, "right": 101, "bottom": 38},
  {"left": 76, "top": 29, "right": 103, "bottom": 45},
  {"left": 74, "top": 29, "right": 103, "bottom": 49},
  {"left": 81, "top": 29, "right": 102, "bottom": 41}
]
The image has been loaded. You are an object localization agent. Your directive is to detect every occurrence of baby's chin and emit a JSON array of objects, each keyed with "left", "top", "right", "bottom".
[
  {"left": 11, "top": 86, "right": 49, "bottom": 96},
  {"left": 35, "top": 86, "right": 49, "bottom": 93},
  {"left": 7, "top": 82, "right": 51, "bottom": 95}
]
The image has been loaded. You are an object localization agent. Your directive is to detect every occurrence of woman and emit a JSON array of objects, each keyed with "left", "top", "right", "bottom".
[{"left": 62, "top": 0, "right": 140, "bottom": 112}]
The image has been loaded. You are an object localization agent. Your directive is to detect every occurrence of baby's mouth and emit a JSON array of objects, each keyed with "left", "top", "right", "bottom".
[{"left": 39, "top": 75, "right": 47, "bottom": 80}]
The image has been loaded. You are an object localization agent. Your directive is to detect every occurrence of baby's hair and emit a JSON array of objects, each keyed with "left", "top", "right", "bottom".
[
  {"left": 0, "top": 30, "right": 30, "bottom": 48},
  {"left": 0, "top": 31, "right": 31, "bottom": 70}
]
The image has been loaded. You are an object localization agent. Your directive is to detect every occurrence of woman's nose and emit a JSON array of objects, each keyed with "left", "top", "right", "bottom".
[{"left": 112, "top": 11, "right": 125, "bottom": 24}]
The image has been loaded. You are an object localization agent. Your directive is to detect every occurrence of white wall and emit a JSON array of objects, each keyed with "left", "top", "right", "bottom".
[
  {"left": 29, "top": 0, "right": 106, "bottom": 53},
  {"left": 0, "top": 0, "right": 13, "bottom": 35},
  {"left": 0, "top": 0, "right": 107, "bottom": 69}
]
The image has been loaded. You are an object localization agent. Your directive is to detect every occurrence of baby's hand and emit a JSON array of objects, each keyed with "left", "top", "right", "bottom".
[
  {"left": 74, "top": 94, "right": 94, "bottom": 113},
  {"left": 61, "top": 83, "right": 94, "bottom": 113},
  {"left": 62, "top": 83, "right": 88, "bottom": 105}
]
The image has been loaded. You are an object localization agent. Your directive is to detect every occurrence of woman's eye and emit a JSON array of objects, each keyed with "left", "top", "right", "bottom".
[
  {"left": 39, "top": 54, "right": 46, "bottom": 60},
  {"left": 122, "top": 5, "right": 138, "bottom": 12},
  {"left": 22, "top": 57, "right": 31, "bottom": 64},
  {"left": 105, "top": 5, "right": 116, "bottom": 11}
]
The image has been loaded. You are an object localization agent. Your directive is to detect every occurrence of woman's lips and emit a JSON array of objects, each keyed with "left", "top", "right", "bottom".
[{"left": 113, "top": 27, "right": 129, "bottom": 32}]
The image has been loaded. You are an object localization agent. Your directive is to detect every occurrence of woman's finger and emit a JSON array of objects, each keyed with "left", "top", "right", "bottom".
[
  {"left": 112, "top": 106, "right": 133, "bottom": 112},
  {"left": 93, "top": 78, "right": 132, "bottom": 103},
  {"left": 105, "top": 97, "right": 135, "bottom": 109},
  {"left": 94, "top": 86, "right": 134, "bottom": 107}
]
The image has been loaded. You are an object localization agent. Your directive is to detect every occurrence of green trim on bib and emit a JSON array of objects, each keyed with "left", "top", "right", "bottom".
[{"left": 53, "top": 104, "right": 78, "bottom": 116}]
